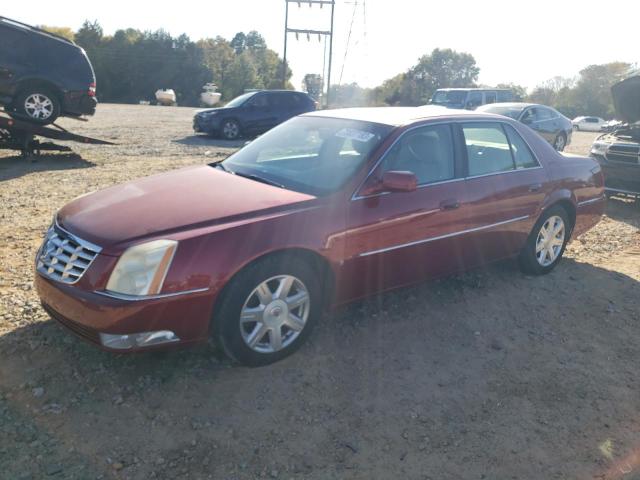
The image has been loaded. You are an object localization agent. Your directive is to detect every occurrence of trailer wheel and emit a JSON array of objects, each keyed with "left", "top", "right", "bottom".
[{"left": 12, "top": 89, "right": 61, "bottom": 125}]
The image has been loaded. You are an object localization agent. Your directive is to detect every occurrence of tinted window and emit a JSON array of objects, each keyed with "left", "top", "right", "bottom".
[
  {"left": 382, "top": 124, "right": 455, "bottom": 185},
  {"left": 0, "top": 26, "right": 29, "bottom": 62},
  {"left": 504, "top": 124, "right": 539, "bottom": 169},
  {"left": 468, "top": 92, "right": 482, "bottom": 106},
  {"left": 496, "top": 90, "right": 514, "bottom": 102},
  {"left": 484, "top": 92, "right": 497, "bottom": 104},
  {"left": 536, "top": 107, "right": 554, "bottom": 120},
  {"left": 586, "top": 117, "right": 599, "bottom": 123},
  {"left": 463, "top": 123, "right": 514, "bottom": 176},
  {"left": 247, "top": 94, "right": 269, "bottom": 108}
]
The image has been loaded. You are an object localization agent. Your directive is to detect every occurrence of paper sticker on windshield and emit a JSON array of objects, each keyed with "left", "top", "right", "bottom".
[{"left": 335, "top": 128, "right": 376, "bottom": 142}]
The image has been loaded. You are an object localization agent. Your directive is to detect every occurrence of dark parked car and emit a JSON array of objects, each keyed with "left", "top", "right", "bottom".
[
  {"left": 590, "top": 76, "right": 640, "bottom": 197},
  {"left": 0, "top": 17, "right": 97, "bottom": 124},
  {"left": 429, "top": 88, "right": 514, "bottom": 109},
  {"left": 193, "top": 89, "right": 316, "bottom": 140},
  {"left": 477, "top": 102, "right": 573, "bottom": 151},
  {"left": 35, "top": 107, "right": 604, "bottom": 365}
]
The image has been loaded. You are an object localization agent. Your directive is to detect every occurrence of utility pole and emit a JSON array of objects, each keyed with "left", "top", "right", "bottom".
[{"left": 283, "top": 0, "right": 335, "bottom": 107}]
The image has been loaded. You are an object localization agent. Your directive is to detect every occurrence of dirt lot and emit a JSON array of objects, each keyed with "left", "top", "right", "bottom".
[{"left": 1, "top": 104, "right": 640, "bottom": 480}]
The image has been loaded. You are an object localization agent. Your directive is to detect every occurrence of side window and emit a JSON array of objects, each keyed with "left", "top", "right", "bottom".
[
  {"left": 383, "top": 124, "right": 455, "bottom": 185},
  {"left": 467, "top": 91, "right": 482, "bottom": 107},
  {"left": 463, "top": 123, "right": 515, "bottom": 176},
  {"left": 536, "top": 108, "right": 553, "bottom": 121},
  {"left": 247, "top": 94, "right": 269, "bottom": 108},
  {"left": 496, "top": 90, "right": 513, "bottom": 102},
  {"left": 484, "top": 92, "right": 497, "bottom": 104},
  {"left": 504, "top": 124, "right": 539, "bottom": 169},
  {"left": 0, "top": 26, "right": 29, "bottom": 63}
]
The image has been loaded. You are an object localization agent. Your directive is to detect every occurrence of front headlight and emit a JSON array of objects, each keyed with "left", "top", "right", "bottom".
[
  {"left": 591, "top": 142, "right": 608, "bottom": 155},
  {"left": 106, "top": 239, "right": 177, "bottom": 296}
]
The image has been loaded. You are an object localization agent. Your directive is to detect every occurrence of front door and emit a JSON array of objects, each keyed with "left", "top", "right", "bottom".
[
  {"left": 337, "top": 123, "right": 470, "bottom": 302},
  {"left": 0, "top": 25, "right": 29, "bottom": 97},
  {"left": 243, "top": 93, "right": 278, "bottom": 134}
]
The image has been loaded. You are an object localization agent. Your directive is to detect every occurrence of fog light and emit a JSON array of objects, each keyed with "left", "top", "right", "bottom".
[{"left": 99, "top": 330, "right": 180, "bottom": 350}]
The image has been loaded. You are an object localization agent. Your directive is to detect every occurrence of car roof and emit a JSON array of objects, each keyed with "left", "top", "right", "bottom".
[
  {"left": 435, "top": 88, "right": 512, "bottom": 92},
  {"left": 303, "top": 106, "right": 505, "bottom": 127},
  {"left": 479, "top": 102, "right": 536, "bottom": 109},
  {"left": 0, "top": 16, "right": 76, "bottom": 46}
]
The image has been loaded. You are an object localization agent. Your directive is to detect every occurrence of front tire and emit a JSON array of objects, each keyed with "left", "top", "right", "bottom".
[
  {"left": 12, "top": 88, "right": 61, "bottom": 124},
  {"left": 519, "top": 206, "right": 570, "bottom": 275},
  {"left": 213, "top": 256, "right": 322, "bottom": 366},
  {"left": 221, "top": 119, "right": 241, "bottom": 140}
]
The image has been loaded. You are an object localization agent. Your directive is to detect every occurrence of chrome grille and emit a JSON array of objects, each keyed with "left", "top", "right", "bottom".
[
  {"left": 36, "top": 225, "right": 101, "bottom": 284},
  {"left": 606, "top": 144, "right": 640, "bottom": 165}
]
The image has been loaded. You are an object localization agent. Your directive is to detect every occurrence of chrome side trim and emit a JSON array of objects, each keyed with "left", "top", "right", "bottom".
[
  {"left": 604, "top": 187, "right": 640, "bottom": 196},
  {"left": 577, "top": 195, "right": 606, "bottom": 206},
  {"left": 95, "top": 287, "right": 210, "bottom": 302},
  {"left": 358, "top": 215, "right": 530, "bottom": 258}
]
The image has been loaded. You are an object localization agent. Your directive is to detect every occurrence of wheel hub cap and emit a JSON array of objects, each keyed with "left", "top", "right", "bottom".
[
  {"left": 535, "top": 215, "right": 565, "bottom": 267},
  {"left": 240, "top": 275, "right": 310, "bottom": 353},
  {"left": 24, "top": 94, "right": 53, "bottom": 120}
]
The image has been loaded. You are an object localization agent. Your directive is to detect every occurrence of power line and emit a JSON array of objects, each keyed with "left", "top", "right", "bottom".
[{"left": 338, "top": 0, "right": 358, "bottom": 85}]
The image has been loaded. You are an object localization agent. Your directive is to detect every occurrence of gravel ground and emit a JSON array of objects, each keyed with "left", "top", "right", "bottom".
[{"left": 1, "top": 104, "right": 640, "bottom": 480}]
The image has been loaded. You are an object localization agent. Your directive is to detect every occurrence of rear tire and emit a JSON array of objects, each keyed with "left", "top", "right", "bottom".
[
  {"left": 553, "top": 133, "right": 567, "bottom": 151},
  {"left": 11, "top": 88, "right": 61, "bottom": 124},
  {"left": 519, "top": 206, "right": 571, "bottom": 275},
  {"left": 213, "top": 255, "right": 322, "bottom": 366}
]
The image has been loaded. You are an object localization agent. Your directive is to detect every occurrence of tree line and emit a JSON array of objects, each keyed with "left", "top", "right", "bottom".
[
  {"left": 43, "top": 21, "right": 292, "bottom": 106},
  {"left": 44, "top": 22, "right": 636, "bottom": 118}
]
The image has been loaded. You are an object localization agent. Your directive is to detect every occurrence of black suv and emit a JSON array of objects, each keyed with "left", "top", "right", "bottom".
[
  {"left": 193, "top": 90, "right": 316, "bottom": 140},
  {"left": 0, "top": 17, "right": 97, "bottom": 124}
]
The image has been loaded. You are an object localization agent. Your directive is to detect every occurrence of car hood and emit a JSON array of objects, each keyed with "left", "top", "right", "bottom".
[
  {"left": 197, "top": 106, "right": 239, "bottom": 115},
  {"left": 611, "top": 75, "right": 640, "bottom": 124},
  {"left": 57, "top": 165, "right": 316, "bottom": 253}
]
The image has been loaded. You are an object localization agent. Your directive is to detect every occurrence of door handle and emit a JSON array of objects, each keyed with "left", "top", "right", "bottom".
[
  {"left": 440, "top": 199, "right": 460, "bottom": 210},
  {"left": 528, "top": 183, "right": 542, "bottom": 192}
]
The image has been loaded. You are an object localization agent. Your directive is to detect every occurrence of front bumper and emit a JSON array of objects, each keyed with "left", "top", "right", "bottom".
[
  {"left": 592, "top": 153, "right": 640, "bottom": 195},
  {"left": 35, "top": 273, "right": 214, "bottom": 352},
  {"left": 193, "top": 114, "right": 220, "bottom": 134}
]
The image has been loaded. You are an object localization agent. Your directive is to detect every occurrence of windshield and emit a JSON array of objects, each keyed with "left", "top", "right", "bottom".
[
  {"left": 432, "top": 90, "right": 467, "bottom": 105},
  {"left": 225, "top": 91, "right": 256, "bottom": 108},
  {"left": 219, "top": 116, "right": 393, "bottom": 195},
  {"left": 478, "top": 105, "right": 523, "bottom": 119}
]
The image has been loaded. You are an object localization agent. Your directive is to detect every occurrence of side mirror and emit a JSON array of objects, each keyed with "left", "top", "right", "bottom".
[
  {"left": 521, "top": 116, "right": 532, "bottom": 125},
  {"left": 382, "top": 171, "right": 417, "bottom": 192},
  {"left": 359, "top": 170, "right": 417, "bottom": 196}
]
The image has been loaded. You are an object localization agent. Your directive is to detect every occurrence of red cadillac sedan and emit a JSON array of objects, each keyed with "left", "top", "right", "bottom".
[{"left": 35, "top": 107, "right": 605, "bottom": 365}]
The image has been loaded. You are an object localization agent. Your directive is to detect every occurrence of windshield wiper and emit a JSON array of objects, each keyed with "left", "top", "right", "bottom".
[{"left": 233, "top": 171, "right": 285, "bottom": 189}]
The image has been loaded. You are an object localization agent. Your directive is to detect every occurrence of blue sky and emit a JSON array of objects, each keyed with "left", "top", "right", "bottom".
[{"left": 5, "top": 0, "right": 639, "bottom": 91}]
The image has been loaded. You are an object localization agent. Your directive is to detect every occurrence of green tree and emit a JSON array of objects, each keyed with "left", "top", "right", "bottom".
[
  {"left": 230, "top": 32, "right": 246, "bottom": 55},
  {"left": 38, "top": 25, "right": 75, "bottom": 42}
]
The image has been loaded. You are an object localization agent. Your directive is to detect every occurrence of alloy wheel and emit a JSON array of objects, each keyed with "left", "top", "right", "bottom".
[
  {"left": 535, "top": 215, "right": 565, "bottom": 267},
  {"left": 554, "top": 135, "right": 566, "bottom": 151},
  {"left": 223, "top": 121, "right": 239, "bottom": 139},
  {"left": 239, "top": 275, "right": 310, "bottom": 353},
  {"left": 24, "top": 93, "right": 54, "bottom": 120}
]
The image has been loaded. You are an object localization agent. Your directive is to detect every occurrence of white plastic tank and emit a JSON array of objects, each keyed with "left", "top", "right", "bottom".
[
  {"left": 155, "top": 89, "right": 176, "bottom": 106},
  {"left": 200, "top": 83, "right": 221, "bottom": 107}
]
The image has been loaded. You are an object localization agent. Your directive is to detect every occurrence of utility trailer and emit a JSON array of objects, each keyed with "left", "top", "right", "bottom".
[{"left": 0, "top": 112, "right": 115, "bottom": 159}]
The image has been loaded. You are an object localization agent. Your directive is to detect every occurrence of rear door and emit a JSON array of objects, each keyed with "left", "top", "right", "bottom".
[
  {"left": 456, "top": 121, "right": 548, "bottom": 267},
  {"left": 339, "top": 123, "right": 470, "bottom": 301},
  {"left": 483, "top": 91, "right": 497, "bottom": 105},
  {"left": 0, "top": 25, "right": 30, "bottom": 96}
]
